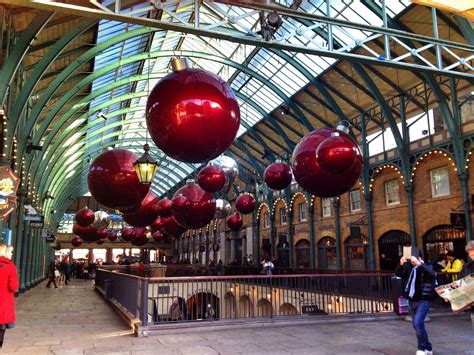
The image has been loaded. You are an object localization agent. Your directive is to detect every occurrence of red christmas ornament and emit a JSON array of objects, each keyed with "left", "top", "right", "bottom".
[
  {"left": 73, "top": 223, "right": 87, "bottom": 237},
  {"left": 88, "top": 149, "right": 149, "bottom": 210},
  {"left": 96, "top": 238, "right": 105, "bottom": 245},
  {"left": 107, "top": 231, "right": 118, "bottom": 241},
  {"left": 161, "top": 216, "right": 187, "bottom": 237},
  {"left": 75, "top": 208, "right": 95, "bottom": 227},
  {"left": 292, "top": 128, "right": 362, "bottom": 197},
  {"left": 121, "top": 227, "right": 134, "bottom": 242},
  {"left": 156, "top": 198, "right": 173, "bottom": 217},
  {"left": 130, "top": 227, "right": 148, "bottom": 246},
  {"left": 81, "top": 226, "right": 100, "bottom": 242},
  {"left": 146, "top": 61, "right": 240, "bottom": 163},
  {"left": 171, "top": 194, "right": 192, "bottom": 215},
  {"left": 172, "top": 180, "right": 216, "bottom": 229},
  {"left": 316, "top": 132, "right": 362, "bottom": 174},
  {"left": 152, "top": 230, "right": 165, "bottom": 241},
  {"left": 150, "top": 218, "right": 164, "bottom": 233},
  {"left": 264, "top": 161, "right": 293, "bottom": 190},
  {"left": 71, "top": 236, "right": 83, "bottom": 247},
  {"left": 227, "top": 213, "right": 243, "bottom": 231},
  {"left": 235, "top": 193, "right": 256, "bottom": 215},
  {"left": 197, "top": 164, "right": 226, "bottom": 193},
  {"left": 96, "top": 228, "right": 108, "bottom": 240},
  {"left": 122, "top": 192, "right": 159, "bottom": 227}
]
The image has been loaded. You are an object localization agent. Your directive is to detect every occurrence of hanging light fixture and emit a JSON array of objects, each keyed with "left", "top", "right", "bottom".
[{"left": 134, "top": 143, "right": 158, "bottom": 184}]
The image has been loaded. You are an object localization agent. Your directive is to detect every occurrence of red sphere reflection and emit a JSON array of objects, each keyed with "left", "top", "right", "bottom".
[
  {"left": 227, "top": 213, "right": 243, "bottom": 231},
  {"left": 152, "top": 230, "right": 164, "bottom": 241},
  {"left": 146, "top": 66, "right": 240, "bottom": 163},
  {"left": 96, "top": 228, "right": 108, "bottom": 240},
  {"left": 292, "top": 128, "right": 362, "bottom": 197},
  {"left": 121, "top": 227, "right": 134, "bottom": 242},
  {"left": 316, "top": 133, "right": 362, "bottom": 174},
  {"left": 122, "top": 192, "right": 159, "bottom": 227},
  {"left": 264, "top": 161, "right": 293, "bottom": 190},
  {"left": 73, "top": 224, "right": 87, "bottom": 237},
  {"left": 235, "top": 193, "right": 256, "bottom": 215},
  {"left": 150, "top": 218, "right": 164, "bottom": 233},
  {"left": 172, "top": 180, "right": 216, "bottom": 229},
  {"left": 81, "top": 226, "right": 100, "bottom": 242},
  {"left": 96, "top": 238, "right": 105, "bottom": 245},
  {"left": 71, "top": 236, "right": 83, "bottom": 247},
  {"left": 197, "top": 164, "right": 226, "bottom": 193},
  {"left": 107, "top": 231, "right": 118, "bottom": 241},
  {"left": 161, "top": 216, "right": 187, "bottom": 237},
  {"left": 75, "top": 208, "right": 95, "bottom": 227},
  {"left": 88, "top": 149, "right": 149, "bottom": 210},
  {"left": 130, "top": 227, "right": 148, "bottom": 246},
  {"left": 156, "top": 198, "right": 173, "bottom": 218},
  {"left": 171, "top": 194, "right": 192, "bottom": 215}
]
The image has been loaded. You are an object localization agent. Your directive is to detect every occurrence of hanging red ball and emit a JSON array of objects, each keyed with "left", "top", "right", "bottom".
[
  {"left": 150, "top": 218, "right": 164, "bottom": 233},
  {"left": 71, "top": 236, "right": 83, "bottom": 248},
  {"left": 235, "top": 193, "right": 256, "bottom": 214},
  {"left": 292, "top": 128, "right": 362, "bottom": 197},
  {"left": 161, "top": 216, "right": 187, "bottom": 237},
  {"left": 264, "top": 161, "right": 293, "bottom": 190},
  {"left": 156, "top": 198, "right": 173, "bottom": 218},
  {"left": 197, "top": 164, "right": 226, "bottom": 193},
  {"left": 316, "top": 133, "right": 362, "bottom": 174},
  {"left": 122, "top": 192, "right": 160, "bottom": 227},
  {"left": 171, "top": 194, "right": 192, "bottom": 215},
  {"left": 121, "top": 227, "right": 134, "bottom": 242},
  {"left": 81, "top": 226, "right": 100, "bottom": 242},
  {"left": 107, "top": 231, "right": 118, "bottom": 241},
  {"left": 96, "top": 238, "right": 105, "bottom": 245},
  {"left": 146, "top": 65, "right": 240, "bottom": 163},
  {"left": 130, "top": 227, "right": 148, "bottom": 246},
  {"left": 88, "top": 149, "right": 149, "bottom": 210},
  {"left": 96, "top": 228, "right": 108, "bottom": 240},
  {"left": 227, "top": 213, "right": 243, "bottom": 231},
  {"left": 75, "top": 208, "right": 95, "bottom": 227},
  {"left": 73, "top": 223, "right": 87, "bottom": 237},
  {"left": 152, "top": 230, "right": 164, "bottom": 242},
  {"left": 172, "top": 180, "right": 216, "bottom": 229}
]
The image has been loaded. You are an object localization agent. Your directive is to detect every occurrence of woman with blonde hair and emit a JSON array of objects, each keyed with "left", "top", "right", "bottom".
[{"left": 0, "top": 243, "right": 19, "bottom": 348}]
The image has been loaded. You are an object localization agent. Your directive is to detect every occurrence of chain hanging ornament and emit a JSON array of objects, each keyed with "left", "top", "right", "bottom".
[
  {"left": 75, "top": 207, "right": 94, "bottom": 227},
  {"left": 130, "top": 227, "right": 149, "bottom": 246},
  {"left": 92, "top": 211, "right": 111, "bottom": 230},
  {"left": 226, "top": 213, "right": 243, "bottom": 231},
  {"left": 156, "top": 198, "right": 173, "bottom": 217},
  {"left": 264, "top": 160, "right": 293, "bottom": 190},
  {"left": 96, "top": 228, "right": 108, "bottom": 240},
  {"left": 211, "top": 155, "right": 238, "bottom": 193},
  {"left": 121, "top": 227, "right": 135, "bottom": 242},
  {"left": 152, "top": 230, "right": 165, "bottom": 241},
  {"left": 71, "top": 236, "right": 83, "bottom": 247},
  {"left": 107, "top": 231, "right": 118, "bottom": 241},
  {"left": 214, "top": 199, "right": 231, "bottom": 219},
  {"left": 235, "top": 193, "right": 256, "bottom": 214},
  {"left": 197, "top": 163, "right": 226, "bottom": 193},
  {"left": 161, "top": 215, "right": 187, "bottom": 238},
  {"left": 146, "top": 58, "right": 240, "bottom": 163}
]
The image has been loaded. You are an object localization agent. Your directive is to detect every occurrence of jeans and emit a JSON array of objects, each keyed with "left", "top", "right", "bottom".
[{"left": 409, "top": 300, "right": 432, "bottom": 351}]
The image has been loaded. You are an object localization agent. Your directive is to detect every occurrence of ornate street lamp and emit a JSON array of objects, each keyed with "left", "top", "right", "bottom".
[{"left": 133, "top": 144, "right": 158, "bottom": 184}]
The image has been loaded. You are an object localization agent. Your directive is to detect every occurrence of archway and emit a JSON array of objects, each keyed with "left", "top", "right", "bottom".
[
  {"left": 344, "top": 235, "right": 368, "bottom": 271},
  {"left": 317, "top": 237, "right": 337, "bottom": 270},
  {"left": 257, "top": 298, "right": 273, "bottom": 317},
  {"left": 279, "top": 303, "right": 298, "bottom": 316},
  {"left": 423, "top": 225, "right": 466, "bottom": 263},
  {"left": 223, "top": 292, "right": 236, "bottom": 319},
  {"left": 239, "top": 295, "right": 254, "bottom": 318},
  {"left": 295, "top": 239, "right": 310, "bottom": 269},
  {"left": 186, "top": 292, "right": 220, "bottom": 320},
  {"left": 378, "top": 230, "right": 410, "bottom": 271}
]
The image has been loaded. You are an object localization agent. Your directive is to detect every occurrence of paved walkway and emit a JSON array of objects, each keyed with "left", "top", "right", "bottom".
[{"left": 1, "top": 279, "right": 472, "bottom": 354}]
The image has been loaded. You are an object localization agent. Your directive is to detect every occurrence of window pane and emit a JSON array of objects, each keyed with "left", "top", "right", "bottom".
[
  {"left": 431, "top": 167, "right": 450, "bottom": 197},
  {"left": 322, "top": 198, "right": 331, "bottom": 217},
  {"left": 385, "top": 179, "right": 400, "bottom": 205},
  {"left": 350, "top": 190, "right": 361, "bottom": 211}
]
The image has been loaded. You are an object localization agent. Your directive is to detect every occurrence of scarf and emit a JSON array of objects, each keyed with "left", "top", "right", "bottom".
[{"left": 405, "top": 266, "right": 418, "bottom": 298}]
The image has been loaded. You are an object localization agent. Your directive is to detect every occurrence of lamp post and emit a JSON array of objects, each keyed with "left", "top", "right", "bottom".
[{"left": 133, "top": 144, "right": 158, "bottom": 184}]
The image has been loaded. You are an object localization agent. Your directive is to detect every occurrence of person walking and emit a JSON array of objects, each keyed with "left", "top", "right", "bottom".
[
  {"left": 0, "top": 243, "right": 19, "bottom": 349},
  {"left": 46, "top": 261, "right": 58, "bottom": 288},
  {"left": 396, "top": 253, "right": 436, "bottom": 355},
  {"left": 169, "top": 297, "right": 183, "bottom": 321},
  {"left": 442, "top": 251, "right": 463, "bottom": 281},
  {"left": 460, "top": 241, "right": 474, "bottom": 328},
  {"left": 262, "top": 259, "right": 274, "bottom": 275}
]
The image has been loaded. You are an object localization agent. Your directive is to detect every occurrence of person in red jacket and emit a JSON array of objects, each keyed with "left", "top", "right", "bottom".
[{"left": 0, "top": 243, "right": 19, "bottom": 348}]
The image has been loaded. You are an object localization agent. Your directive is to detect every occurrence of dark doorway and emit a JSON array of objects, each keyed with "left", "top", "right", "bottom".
[
  {"left": 295, "top": 239, "right": 310, "bottom": 268},
  {"left": 186, "top": 292, "right": 220, "bottom": 320},
  {"left": 423, "top": 225, "right": 466, "bottom": 263},
  {"left": 276, "top": 234, "right": 289, "bottom": 268},
  {"left": 317, "top": 237, "right": 337, "bottom": 270},
  {"left": 378, "top": 230, "right": 410, "bottom": 271},
  {"left": 344, "top": 235, "right": 368, "bottom": 271}
]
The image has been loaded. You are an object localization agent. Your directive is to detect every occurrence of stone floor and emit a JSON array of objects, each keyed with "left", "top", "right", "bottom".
[{"left": 1, "top": 279, "right": 472, "bottom": 354}]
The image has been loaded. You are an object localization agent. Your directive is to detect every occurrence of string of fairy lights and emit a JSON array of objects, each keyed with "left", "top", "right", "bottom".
[{"left": 411, "top": 150, "right": 457, "bottom": 182}]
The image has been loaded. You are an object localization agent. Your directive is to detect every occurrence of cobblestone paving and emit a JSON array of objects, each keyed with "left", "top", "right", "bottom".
[{"left": 1, "top": 279, "right": 472, "bottom": 354}]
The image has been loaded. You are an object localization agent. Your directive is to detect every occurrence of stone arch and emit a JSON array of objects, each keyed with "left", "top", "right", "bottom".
[
  {"left": 186, "top": 292, "right": 220, "bottom": 320},
  {"left": 238, "top": 294, "right": 254, "bottom": 318},
  {"left": 223, "top": 291, "right": 236, "bottom": 319},
  {"left": 279, "top": 303, "right": 298, "bottom": 316},
  {"left": 256, "top": 298, "right": 273, "bottom": 317},
  {"left": 290, "top": 192, "right": 308, "bottom": 223}
]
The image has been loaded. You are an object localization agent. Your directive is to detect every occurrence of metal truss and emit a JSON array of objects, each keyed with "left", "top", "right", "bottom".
[{"left": 1, "top": 0, "right": 473, "bottom": 80}]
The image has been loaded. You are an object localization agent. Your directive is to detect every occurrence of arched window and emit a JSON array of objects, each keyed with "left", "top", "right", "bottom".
[
  {"left": 378, "top": 230, "right": 410, "bottom": 271},
  {"left": 317, "top": 237, "right": 336, "bottom": 270},
  {"left": 344, "top": 235, "right": 368, "bottom": 271}
]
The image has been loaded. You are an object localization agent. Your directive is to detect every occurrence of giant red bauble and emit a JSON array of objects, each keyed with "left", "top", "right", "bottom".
[
  {"left": 122, "top": 192, "right": 159, "bottom": 227},
  {"left": 316, "top": 133, "right": 362, "bottom": 174},
  {"left": 73, "top": 223, "right": 87, "bottom": 237},
  {"left": 96, "top": 238, "right": 105, "bottom": 245},
  {"left": 292, "top": 128, "right": 363, "bottom": 197},
  {"left": 130, "top": 227, "right": 148, "bottom": 246},
  {"left": 87, "top": 149, "right": 149, "bottom": 210},
  {"left": 156, "top": 198, "right": 173, "bottom": 217},
  {"left": 197, "top": 164, "right": 226, "bottom": 193},
  {"left": 171, "top": 194, "right": 192, "bottom": 215},
  {"left": 150, "top": 218, "right": 164, "bottom": 233},
  {"left": 107, "top": 231, "right": 118, "bottom": 241},
  {"left": 235, "top": 193, "right": 256, "bottom": 214},
  {"left": 152, "top": 230, "right": 164, "bottom": 241},
  {"left": 81, "top": 226, "right": 100, "bottom": 242},
  {"left": 172, "top": 180, "right": 216, "bottom": 229},
  {"left": 161, "top": 216, "right": 187, "bottom": 237},
  {"left": 264, "top": 161, "right": 293, "bottom": 190},
  {"left": 96, "top": 228, "right": 108, "bottom": 240},
  {"left": 227, "top": 213, "right": 243, "bottom": 231},
  {"left": 146, "top": 67, "right": 240, "bottom": 163},
  {"left": 75, "top": 208, "right": 95, "bottom": 227},
  {"left": 71, "top": 236, "right": 83, "bottom": 247},
  {"left": 121, "top": 227, "right": 134, "bottom": 242}
]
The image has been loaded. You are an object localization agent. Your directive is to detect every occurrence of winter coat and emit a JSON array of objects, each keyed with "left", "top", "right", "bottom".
[
  {"left": 396, "top": 261, "right": 436, "bottom": 301},
  {"left": 0, "top": 256, "right": 19, "bottom": 324},
  {"left": 460, "top": 260, "right": 473, "bottom": 279},
  {"left": 169, "top": 303, "right": 182, "bottom": 320}
]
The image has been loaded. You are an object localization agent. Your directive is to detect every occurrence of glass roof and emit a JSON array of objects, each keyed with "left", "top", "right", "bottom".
[{"left": 81, "top": 0, "right": 411, "bottom": 197}]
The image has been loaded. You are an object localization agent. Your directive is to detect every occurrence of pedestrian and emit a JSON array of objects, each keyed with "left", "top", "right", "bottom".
[
  {"left": 169, "top": 297, "right": 182, "bottom": 321},
  {"left": 46, "top": 261, "right": 58, "bottom": 288},
  {"left": 0, "top": 243, "right": 19, "bottom": 349},
  {"left": 396, "top": 252, "right": 436, "bottom": 355},
  {"left": 262, "top": 258, "right": 274, "bottom": 275},
  {"left": 459, "top": 241, "right": 474, "bottom": 328},
  {"left": 442, "top": 251, "right": 463, "bottom": 281}
]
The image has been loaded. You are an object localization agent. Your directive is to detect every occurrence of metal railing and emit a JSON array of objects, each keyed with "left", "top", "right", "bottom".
[{"left": 96, "top": 269, "right": 397, "bottom": 327}]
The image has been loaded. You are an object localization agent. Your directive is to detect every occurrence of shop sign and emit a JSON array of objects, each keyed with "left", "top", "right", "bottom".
[
  {"left": 29, "top": 215, "right": 44, "bottom": 229},
  {"left": 450, "top": 213, "right": 466, "bottom": 230},
  {"left": 0, "top": 166, "right": 19, "bottom": 220}
]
